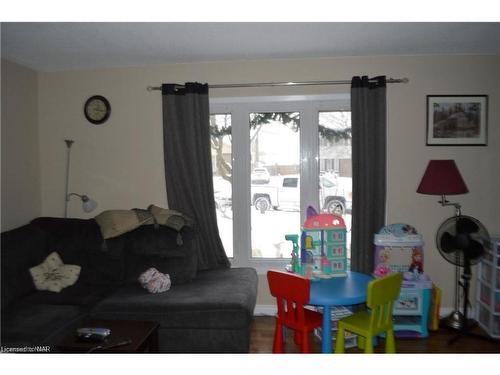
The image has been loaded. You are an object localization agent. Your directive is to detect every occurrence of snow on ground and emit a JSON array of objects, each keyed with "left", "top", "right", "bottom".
[{"left": 216, "top": 206, "right": 352, "bottom": 259}]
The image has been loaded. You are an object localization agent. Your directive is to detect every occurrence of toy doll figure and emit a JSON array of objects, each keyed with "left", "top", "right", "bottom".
[
  {"left": 408, "top": 248, "right": 423, "bottom": 274},
  {"left": 374, "top": 249, "right": 391, "bottom": 277}
]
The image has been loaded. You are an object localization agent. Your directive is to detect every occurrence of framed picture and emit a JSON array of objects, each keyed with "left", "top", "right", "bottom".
[{"left": 426, "top": 95, "right": 488, "bottom": 146}]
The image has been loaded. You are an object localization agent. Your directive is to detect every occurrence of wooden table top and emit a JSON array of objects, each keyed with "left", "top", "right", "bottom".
[{"left": 57, "top": 319, "right": 159, "bottom": 353}]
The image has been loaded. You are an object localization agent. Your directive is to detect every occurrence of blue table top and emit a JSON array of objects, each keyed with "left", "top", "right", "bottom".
[{"left": 309, "top": 271, "right": 373, "bottom": 306}]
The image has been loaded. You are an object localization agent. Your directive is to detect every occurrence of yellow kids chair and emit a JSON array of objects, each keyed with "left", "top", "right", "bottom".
[{"left": 334, "top": 272, "right": 403, "bottom": 354}]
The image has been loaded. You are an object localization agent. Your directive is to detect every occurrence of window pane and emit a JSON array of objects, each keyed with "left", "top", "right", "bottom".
[
  {"left": 250, "top": 112, "right": 300, "bottom": 258},
  {"left": 318, "top": 111, "right": 352, "bottom": 258},
  {"left": 210, "top": 114, "right": 233, "bottom": 258},
  {"left": 282, "top": 177, "right": 298, "bottom": 188}
]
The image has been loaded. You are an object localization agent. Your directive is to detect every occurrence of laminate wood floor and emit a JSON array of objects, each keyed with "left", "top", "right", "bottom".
[{"left": 249, "top": 316, "right": 500, "bottom": 354}]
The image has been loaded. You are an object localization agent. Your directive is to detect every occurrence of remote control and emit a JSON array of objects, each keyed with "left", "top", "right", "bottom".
[{"left": 76, "top": 327, "right": 111, "bottom": 341}]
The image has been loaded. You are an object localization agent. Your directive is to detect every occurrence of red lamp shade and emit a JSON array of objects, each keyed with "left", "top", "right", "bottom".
[{"left": 417, "top": 160, "right": 468, "bottom": 195}]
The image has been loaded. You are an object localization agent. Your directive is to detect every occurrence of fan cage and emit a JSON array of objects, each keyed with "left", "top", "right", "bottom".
[{"left": 436, "top": 215, "right": 490, "bottom": 268}]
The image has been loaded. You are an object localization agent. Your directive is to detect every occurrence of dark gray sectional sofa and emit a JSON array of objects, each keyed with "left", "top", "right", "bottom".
[{"left": 1, "top": 217, "right": 257, "bottom": 353}]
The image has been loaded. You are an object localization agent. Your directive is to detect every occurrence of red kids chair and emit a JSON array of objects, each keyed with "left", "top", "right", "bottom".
[{"left": 267, "top": 270, "right": 323, "bottom": 353}]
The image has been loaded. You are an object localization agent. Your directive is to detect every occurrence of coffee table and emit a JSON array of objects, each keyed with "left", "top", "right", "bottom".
[{"left": 57, "top": 319, "right": 159, "bottom": 353}]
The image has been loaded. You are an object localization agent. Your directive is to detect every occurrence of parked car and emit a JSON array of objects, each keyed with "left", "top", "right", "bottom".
[
  {"left": 251, "top": 167, "right": 270, "bottom": 184},
  {"left": 251, "top": 174, "right": 352, "bottom": 215},
  {"left": 320, "top": 175, "right": 352, "bottom": 215}
]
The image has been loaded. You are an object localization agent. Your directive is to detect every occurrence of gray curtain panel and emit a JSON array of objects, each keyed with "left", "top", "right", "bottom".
[
  {"left": 350, "top": 76, "right": 387, "bottom": 275},
  {"left": 161, "top": 83, "right": 230, "bottom": 270}
]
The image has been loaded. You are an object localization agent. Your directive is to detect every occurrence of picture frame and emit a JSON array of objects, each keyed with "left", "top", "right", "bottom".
[{"left": 426, "top": 95, "right": 488, "bottom": 146}]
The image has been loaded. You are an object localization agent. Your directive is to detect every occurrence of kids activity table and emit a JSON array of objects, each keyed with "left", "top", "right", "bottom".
[{"left": 309, "top": 271, "right": 373, "bottom": 353}]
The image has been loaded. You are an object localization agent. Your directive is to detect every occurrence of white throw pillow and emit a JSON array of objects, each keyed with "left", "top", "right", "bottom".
[{"left": 29, "top": 252, "right": 81, "bottom": 293}]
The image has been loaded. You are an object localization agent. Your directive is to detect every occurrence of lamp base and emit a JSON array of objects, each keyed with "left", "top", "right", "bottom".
[
  {"left": 441, "top": 311, "right": 499, "bottom": 345},
  {"left": 441, "top": 310, "right": 475, "bottom": 331}
]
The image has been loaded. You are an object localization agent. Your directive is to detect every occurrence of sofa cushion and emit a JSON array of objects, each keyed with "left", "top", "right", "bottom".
[
  {"left": 30, "top": 217, "right": 94, "bottom": 270},
  {"left": 30, "top": 217, "right": 126, "bottom": 286},
  {"left": 20, "top": 282, "right": 114, "bottom": 307},
  {"left": 91, "top": 267, "right": 258, "bottom": 330},
  {"left": 0, "top": 303, "right": 86, "bottom": 347},
  {"left": 124, "top": 224, "right": 194, "bottom": 258},
  {"left": 156, "top": 327, "right": 251, "bottom": 353},
  {"left": 123, "top": 225, "right": 197, "bottom": 285},
  {"left": 1, "top": 224, "right": 50, "bottom": 310}
]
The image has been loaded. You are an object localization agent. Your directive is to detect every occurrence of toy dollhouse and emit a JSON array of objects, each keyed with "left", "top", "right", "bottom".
[{"left": 286, "top": 206, "right": 347, "bottom": 278}]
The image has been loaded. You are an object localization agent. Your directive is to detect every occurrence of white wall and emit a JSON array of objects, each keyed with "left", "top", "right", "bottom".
[
  {"left": 35, "top": 55, "right": 500, "bottom": 309},
  {"left": 1, "top": 59, "right": 41, "bottom": 231}
]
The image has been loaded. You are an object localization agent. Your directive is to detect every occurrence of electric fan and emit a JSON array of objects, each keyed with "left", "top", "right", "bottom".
[{"left": 436, "top": 215, "right": 490, "bottom": 342}]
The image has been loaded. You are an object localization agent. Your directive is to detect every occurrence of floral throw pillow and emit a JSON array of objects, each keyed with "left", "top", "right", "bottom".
[
  {"left": 29, "top": 252, "right": 81, "bottom": 293},
  {"left": 138, "top": 267, "right": 171, "bottom": 293}
]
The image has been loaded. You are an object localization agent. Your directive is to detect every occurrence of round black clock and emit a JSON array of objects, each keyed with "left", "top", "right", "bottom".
[{"left": 84, "top": 95, "right": 111, "bottom": 125}]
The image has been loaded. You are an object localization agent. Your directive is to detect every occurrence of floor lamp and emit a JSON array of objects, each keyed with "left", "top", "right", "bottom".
[
  {"left": 64, "top": 139, "right": 98, "bottom": 218},
  {"left": 416, "top": 160, "right": 468, "bottom": 330}
]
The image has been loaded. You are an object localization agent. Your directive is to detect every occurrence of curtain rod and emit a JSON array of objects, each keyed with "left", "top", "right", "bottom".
[{"left": 146, "top": 77, "right": 409, "bottom": 91}]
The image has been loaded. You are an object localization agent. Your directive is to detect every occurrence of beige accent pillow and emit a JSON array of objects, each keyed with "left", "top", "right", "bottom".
[
  {"left": 148, "top": 205, "right": 192, "bottom": 231},
  {"left": 29, "top": 252, "right": 81, "bottom": 293},
  {"left": 94, "top": 210, "right": 153, "bottom": 239}
]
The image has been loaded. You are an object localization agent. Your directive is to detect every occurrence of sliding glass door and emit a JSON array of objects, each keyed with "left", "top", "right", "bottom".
[{"left": 210, "top": 95, "right": 350, "bottom": 271}]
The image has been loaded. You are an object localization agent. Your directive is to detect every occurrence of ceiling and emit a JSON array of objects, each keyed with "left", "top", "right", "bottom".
[{"left": 2, "top": 22, "right": 500, "bottom": 72}]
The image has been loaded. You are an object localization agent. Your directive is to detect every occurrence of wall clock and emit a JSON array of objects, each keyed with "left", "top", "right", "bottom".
[{"left": 84, "top": 95, "right": 111, "bottom": 125}]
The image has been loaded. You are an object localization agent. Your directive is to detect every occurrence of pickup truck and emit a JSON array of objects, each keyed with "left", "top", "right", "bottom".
[{"left": 251, "top": 174, "right": 352, "bottom": 215}]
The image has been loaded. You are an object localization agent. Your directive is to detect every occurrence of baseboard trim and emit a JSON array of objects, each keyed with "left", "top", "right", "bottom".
[
  {"left": 254, "top": 305, "right": 469, "bottom": 319},
  {"left": 254, "top": 305, "right": 277, "bottom": 316}
]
